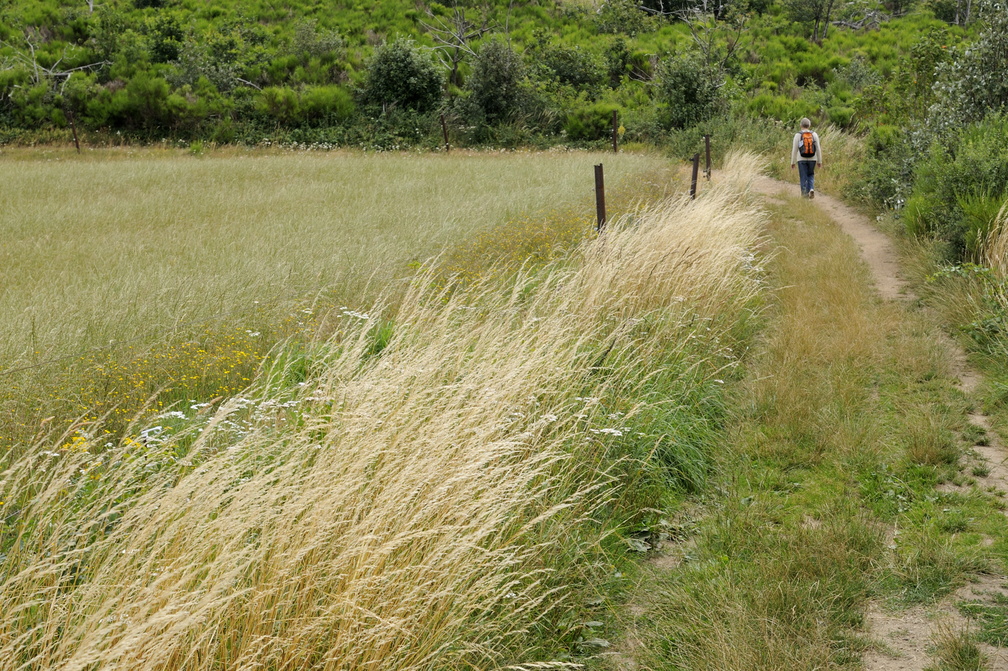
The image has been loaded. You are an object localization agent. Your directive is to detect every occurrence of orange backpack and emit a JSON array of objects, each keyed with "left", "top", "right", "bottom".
[{"left": 799, "top": 130, "right": 817, "bottom": 158}]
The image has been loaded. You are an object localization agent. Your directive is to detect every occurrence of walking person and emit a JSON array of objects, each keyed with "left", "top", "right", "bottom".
[{"left": 791, "top": 118, "right": 822, "bottom": 199}]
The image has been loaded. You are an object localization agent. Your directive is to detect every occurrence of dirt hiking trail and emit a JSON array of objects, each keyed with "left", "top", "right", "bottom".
[{"left": 752, "top": 176, "right": 1008, "bottom": 671}]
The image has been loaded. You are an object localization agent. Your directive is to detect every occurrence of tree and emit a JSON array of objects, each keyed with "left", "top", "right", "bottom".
[
  {"left": 678, "top": 6, "right": 749, "bottom": 76},
  {"left": 785, "top": 0, "right": 837, "bottom": 43},
  {"left": 360, "top": 39, "right": 443, "bottom": 113},
  {"left": 466, "top": 38, "right": 524, "bottom": 123},
  {"left": 420, "top": 3, "right": 490, "bottom": 88}
]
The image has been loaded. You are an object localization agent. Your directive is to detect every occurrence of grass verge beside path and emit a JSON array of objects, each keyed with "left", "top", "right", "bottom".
[
  {"left": 0, "top": 148, "right": 679, "bottom": 457},
  {"left": 0, "top": 157, "right": 756, "bottom": 670},
  {"left": 611, "top": 188, "right": 1008, "bottom": 669}
]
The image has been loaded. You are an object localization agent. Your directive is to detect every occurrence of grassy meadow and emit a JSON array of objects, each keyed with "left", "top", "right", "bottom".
[
  {"left": 0, "top": 153, "right": 764, "bottom": 668},
  {"left": 0, "top": 148, "right": 680, "bottom": 452}
]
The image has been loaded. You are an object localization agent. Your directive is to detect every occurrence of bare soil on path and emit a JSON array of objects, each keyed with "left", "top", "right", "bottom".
[{"left": 751, "top": 176, "right": 1008, "bottom": 671}]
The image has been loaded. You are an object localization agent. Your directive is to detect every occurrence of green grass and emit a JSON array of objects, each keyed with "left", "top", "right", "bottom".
[
  {"left": 926, "top": 622, "right": 988, "bottom": 671},
  {"left": 960, "top": 592, "right": 1008, "bottom": 646},
  {"left": 0, "top": 153, "right": 765, "bottom": 670},
  {"left": 0, "top": 147, "right": 678, "bottom": 453},
  {"left": 609, "top": 180, "right": 1008, "bottom": 669}
]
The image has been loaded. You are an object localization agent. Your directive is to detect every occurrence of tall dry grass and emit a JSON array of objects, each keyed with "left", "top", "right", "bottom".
[
  {"left": 983, "top": 202, "right": 1008, "bottom": 282},
  {"left": 0, "top": 154, "right": 766, "bottom": 670},
  {"left": 0, "top": 148, "right": 675, "bottom": 450},
  {"left": 0, "top": 149, "right": 669, "bottom": 366}
]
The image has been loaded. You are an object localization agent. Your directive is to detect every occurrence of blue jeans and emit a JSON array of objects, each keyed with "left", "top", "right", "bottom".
[{"left": 798, "top": 161, "right": 816, "bottom": 196}]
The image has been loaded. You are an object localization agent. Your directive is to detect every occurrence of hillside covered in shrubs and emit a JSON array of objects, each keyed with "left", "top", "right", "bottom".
[
  {"left": 1, "top": 0, "right": 1007, "bottom": 260},
  {"left": 0, "top": 0, "right": 979, "bottom": 146}
]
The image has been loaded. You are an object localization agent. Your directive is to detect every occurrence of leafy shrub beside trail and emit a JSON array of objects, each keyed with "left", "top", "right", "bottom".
[{"left": 902, "top": 114, "right": 1008, "bottom": 257}]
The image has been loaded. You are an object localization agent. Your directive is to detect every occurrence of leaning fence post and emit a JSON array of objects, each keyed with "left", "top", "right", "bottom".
[
  {"left": 690, "top": 153, "right": 700, "bottom": 199},
  {"left": 611, "top": 110, "right": 619, "bottom": 154},
  {"left": 594, "top": 163, "right": 607, "bottom": 233},
  {"left": 440, "top": 113, "right": 450, "bottom": 153},
  {"left": 704, "top": 134, "right": 711, "bottom": 180},
  {"left": 67, "top": 108, "right": 81, "bottom": 154}
]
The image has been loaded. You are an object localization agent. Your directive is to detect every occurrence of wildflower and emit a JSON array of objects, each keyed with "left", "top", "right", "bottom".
[
  {"left": 589, "top": 428, "right": 624, "bottom": 437},
  {"left": 159, "top": 411, "right": 187, "bottom": 420}
]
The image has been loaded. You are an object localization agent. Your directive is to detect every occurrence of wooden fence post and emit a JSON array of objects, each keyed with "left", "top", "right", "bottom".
[
  {"left": 595, "top": 163, "right": 607, "bottom": 232},
  {"left": 704, "top": 134, "right": 711, "bottom": 180},
  {"left": 440, "top": 113, "right": 450, "bottom": 153},
  {"left": 690, "top": 153, "right": 700, "bottom": 199},
  {"left": 611, "top": 110, "right": 619, "bottom": 154}
]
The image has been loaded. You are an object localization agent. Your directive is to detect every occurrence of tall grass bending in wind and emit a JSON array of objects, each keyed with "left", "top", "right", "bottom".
[
  {"left": 0, "top": 148, "right": 675, "bottom": 452},
  {"left": 0, "top": 155, "right": 766, "bottom": 670}
]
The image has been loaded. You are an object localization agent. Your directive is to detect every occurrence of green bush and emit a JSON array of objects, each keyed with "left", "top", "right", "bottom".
[
  {"left": 146, "top": 13, "right": 183, "bottom": 63},
  {"left": 927, "top": 0, "right": 958, "bottom": 22},
  {"left": 654, "top": 53, "right": 724, "bottom": 130},
  {"left": 564, "top": 102, "right": 619, "bottom": 141},
  {"left": 748, "top": 92, "right": 816, "bottom": 123},
  {"left": 466, "top": 39, "right": 525, "bottom": 124},
  {"left": 595, "top": 0, "right": 652, "bottom": 37},
  {"left": 826, "top": 105, "right": 854, "bottom": 128},
  {"left": 958, "top": 190, "right": 1008, "bottom": 253},
  {"left": 530, "top": 36, "right": 605, "bottom": 93},
  {"left": 858, "top": 123, "right": 916, "bottom": 206},
  {"left": 298, "top": 85, "right": 355, "bottom": 125},
  {"left": 927, "top": 1, "right": 1008, "bottom": 133},
  {"left": 360, "top": 39, "right": 443, "bottom": 114},
  {"left": 288, "top": 19, "right": 345, "bottom": 63},
  {"left": 110, "top": 72, "right": 172, "bottom": 130},
  {"left": 902, "top": 114, "right": 1008, "bottom": 257},
  {"left": 257, "top": 86, "right": 300, "bottom": 123}
]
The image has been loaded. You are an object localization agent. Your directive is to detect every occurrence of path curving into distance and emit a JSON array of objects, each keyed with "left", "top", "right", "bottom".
[
  {"left": 750, "top": 175, "right": 908, "bottom": 301},
  {"left": 751, "top": 174, "right": 1008, "bottom": 671}
]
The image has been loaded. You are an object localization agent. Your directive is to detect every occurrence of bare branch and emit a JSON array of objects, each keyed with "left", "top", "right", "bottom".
[
  {"left": 831, "top": 9, "right": 890, "bottom": 29},
  {"left": 236, "top": 77, "right": 262, "bottom": 91},
  {"left": 0, "top": 38, "right": 107, "bottom": 87},
  {"left": 419, "top": 2, "right": 492, "bottom": 86}
]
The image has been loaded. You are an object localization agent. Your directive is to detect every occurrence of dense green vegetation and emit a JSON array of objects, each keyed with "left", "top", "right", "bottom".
[
  {"left": 0, "top": 0, "right": 977, "bottom": 150},
  {"left": 5, "top": 0, "right": 1005, "bottom": 264},
  {"left": 852, "top": 2, "right": 1008, "bottom": 260}
]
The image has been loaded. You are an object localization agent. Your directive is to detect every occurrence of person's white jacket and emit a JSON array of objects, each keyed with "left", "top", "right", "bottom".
[{"left": 791, "top": 130, "right": 822, "bottom": 165}]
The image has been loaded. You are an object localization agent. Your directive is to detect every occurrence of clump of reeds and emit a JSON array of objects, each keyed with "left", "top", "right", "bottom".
[{"left": 0, "top": 154, "right": 766, "bottom": 670}]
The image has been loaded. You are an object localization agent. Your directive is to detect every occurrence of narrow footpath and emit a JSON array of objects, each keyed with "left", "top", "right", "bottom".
[
  {"left": 752, "top": 176, "right": 1008, "bottom": 671},
  {"left": 609, "top": 173, "right": 1008, "bottom": 671}
]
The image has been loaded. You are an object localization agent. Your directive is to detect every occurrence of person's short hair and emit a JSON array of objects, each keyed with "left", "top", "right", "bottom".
[{"left": 800, "top": 117, "right": 811, "bottom": 129}]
